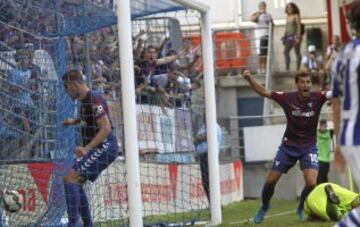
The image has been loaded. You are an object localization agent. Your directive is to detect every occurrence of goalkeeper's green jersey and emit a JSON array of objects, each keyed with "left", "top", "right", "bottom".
[
  {"left": 304, "top": 183, "right": 358, "bottom": 221},
  {"left": 317, "top": 130, "right": 332, "bottom": 162}
]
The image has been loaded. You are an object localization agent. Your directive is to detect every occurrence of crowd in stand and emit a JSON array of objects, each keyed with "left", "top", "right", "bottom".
[
  {"left": 0, "top": 17, "right": 204, "bottom": 159},
  {"left": 63, "top": 26, "right": 203, "bottom": 109}
]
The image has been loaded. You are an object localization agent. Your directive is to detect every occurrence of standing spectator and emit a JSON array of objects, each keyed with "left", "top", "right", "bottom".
[
  {"left": 8, "top": 48, "right": 38, "bottom": 158},
  {"left": 301, "top": 45, "right": 326, "bottom": 88},
  {"left": 282, "top": 2, "right": 302, "bottom": 71},
  {"left": 332, "top": 2, "right": 360, "bottom": 226},
  {"left": 251, "top": 1, "right": 273, "bottom": 74},
  {"left": 325, "top": 35, "right": 343, "bottom": 73},
  {"left": 193, "top": 122, "right": 222, "bottom": 204},
  {"left": 316, "top": 119, "right": 333, "bottom": 184},
  {"left": 324, "top": 35, "right": 343, "bottom": 90}
]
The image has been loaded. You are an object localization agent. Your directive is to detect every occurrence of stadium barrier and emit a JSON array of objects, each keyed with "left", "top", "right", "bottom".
[{"left": 0, "top": 160, "right": 243, "bottom": 225}]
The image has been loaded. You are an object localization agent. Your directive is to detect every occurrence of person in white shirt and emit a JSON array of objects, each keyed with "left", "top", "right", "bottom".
[
  {"left": 251, "top": 1, "right": 274, "bottom": 74},
  {"left": 332, "top": 2, "right": 360, "bottom": 226},
  {"left": 301, "top": 45, "right": 325, "bottom": 89}
]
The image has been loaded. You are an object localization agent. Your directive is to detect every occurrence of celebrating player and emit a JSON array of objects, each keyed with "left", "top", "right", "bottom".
[
  {"left": 332, "top": 1, "right": 360, "bottom": 226},
  {"left": 241, "top": 70, "right": 331, "bottom": 223},
  {"left": 62, "top": 70, "right": 118, "bottom": 226}
]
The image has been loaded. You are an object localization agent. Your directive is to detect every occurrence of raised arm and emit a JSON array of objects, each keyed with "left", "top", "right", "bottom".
[
  {"left": 156, "top": 54, "right": 179, "bottom": 65},
  {"left": 242, "top": 69, "right": 271, "bottom": 98},
  {"left": 250, "top": 12, "right": 261, "bottom": 23}
]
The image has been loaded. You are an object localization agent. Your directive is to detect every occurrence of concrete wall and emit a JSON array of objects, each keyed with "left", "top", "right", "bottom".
[{"left": 243, "top": 163, "right": 352, "bottom": 200}]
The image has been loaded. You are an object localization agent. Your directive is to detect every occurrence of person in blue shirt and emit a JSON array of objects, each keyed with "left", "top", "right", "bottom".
[
  {"left": 8, "top": 48, "right": 40, "bottom": 158},
  {"left": 194, "top": 122, "right": 222, "bottom": 203}
]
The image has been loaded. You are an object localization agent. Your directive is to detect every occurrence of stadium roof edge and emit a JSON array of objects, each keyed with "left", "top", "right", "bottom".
[{"left": 173, "top": 0, "right": 210, "bottom": 13}]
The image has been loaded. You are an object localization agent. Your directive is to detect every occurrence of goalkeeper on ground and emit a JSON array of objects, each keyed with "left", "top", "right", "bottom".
[{"left": 304, "top": 183, "right": 360, "bottom": 221}]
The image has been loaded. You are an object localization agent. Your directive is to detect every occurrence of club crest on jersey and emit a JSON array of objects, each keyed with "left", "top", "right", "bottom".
[
  {"left": 93, "top": 104, "right": 104, "bottom": 116},
  {"left": 307, "top": 102, "right": 313, "bottom": 108}
]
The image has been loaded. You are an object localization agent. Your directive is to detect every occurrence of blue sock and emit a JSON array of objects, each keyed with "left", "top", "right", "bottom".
[
  {"left": 79, "top": 187, "right": 93, "bottom": 227},
  {"left": 64, "top": 183, "right": 81, "bottom": 227}
]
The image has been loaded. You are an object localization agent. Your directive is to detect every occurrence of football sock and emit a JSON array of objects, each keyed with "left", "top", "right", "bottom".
[
  {"left": 262, "top": 183, "right": 275, "bottom": 208},
  {"left": 298, "top": 186, "right": 314, "bottom": 210},
  {"left": 79, "top": 187, "right": 93, "bottom": 227},
  {"left": 64, "top": 183, "right": 81, "bottom": 226}
]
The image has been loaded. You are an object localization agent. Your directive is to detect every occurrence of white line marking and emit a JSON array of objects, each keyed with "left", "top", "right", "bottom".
[{"left": 229, "top": 210, "right": 296, "bottom": 225}]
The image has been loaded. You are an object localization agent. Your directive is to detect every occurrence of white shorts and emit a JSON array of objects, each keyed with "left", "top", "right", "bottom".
[{"left": 341, "top": 146, "right": 360, "bottom": 189}]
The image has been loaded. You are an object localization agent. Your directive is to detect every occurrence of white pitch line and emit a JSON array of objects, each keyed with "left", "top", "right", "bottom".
[{"left": 229, "top": 210, "right": 296, "bottom": 225}]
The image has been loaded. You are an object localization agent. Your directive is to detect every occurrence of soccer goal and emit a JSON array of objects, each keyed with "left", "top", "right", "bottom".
[{"left": 0, "top": 0, "right": 221, "bottom": 226}]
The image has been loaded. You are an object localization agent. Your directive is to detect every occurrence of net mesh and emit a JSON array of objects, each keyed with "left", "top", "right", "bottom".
[{"left": 0, "top": 0, "right": 209, "bottom": 226}]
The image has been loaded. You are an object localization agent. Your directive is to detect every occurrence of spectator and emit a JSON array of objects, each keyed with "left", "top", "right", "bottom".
[
  {"left": 325, "top": 35, "right": 343, "bottom": 73},
  {"left": 8, "top": 48, "right": 38, "bottom": 158},
  {"left": 282, "top": 2, "right": 302, "bottom": 71},
  {"left": 316, "top": 120, "right": 333, "bottom": 184},
  {"left": 136, "top": 45, "right": 178, "bottom": 77},
  {"left": 251, "top": 1, "right": 273, "bottom": 74},
  {"left": 193, "top": 122, "right": 222, "bottom": 204},
  {"left": 301, "top": 45, "right": 325, "bottom": 89}
]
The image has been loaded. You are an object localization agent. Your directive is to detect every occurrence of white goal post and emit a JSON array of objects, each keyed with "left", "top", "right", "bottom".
[{"left": 116, "top": 0, "right": 222, "bottom": 226}]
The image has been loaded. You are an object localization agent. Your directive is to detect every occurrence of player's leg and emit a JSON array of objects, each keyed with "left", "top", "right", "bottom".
[
  {"left": 79, "top": 186, "right": 92, "bottom": 226},
  {"left": 254, "top": 170, "right": 282, "bottom": 224},
  {"left": 74, "top": 139, "right": 118, "bottom": 226},
  {"left": 340, "top": 146, "right": 360, "bottom": 190},
  {"left": 297, "top": 168, "right": 317, "bottom": 221},
  {"left": 317, "top": 161, "right": 329, "bottom": 184},
  {"left": 335, "top": 147, "right": 360, "bottom": 226},
  {"left": 324, "top": 184, "right": 342, "bottom": 221},
  {"left": 254, "top": 145, "right": 295, "bottom": 224},
  {"left": 261, "top": 170, "right": 283, "bottom": 209},
  {"left": 63, "top": 168, "right": 85, "bottom": 227}
]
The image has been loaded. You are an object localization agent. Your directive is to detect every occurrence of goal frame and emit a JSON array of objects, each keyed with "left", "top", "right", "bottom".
[{"left": 116, "top": 0, "right": 221, "bottom": 226}]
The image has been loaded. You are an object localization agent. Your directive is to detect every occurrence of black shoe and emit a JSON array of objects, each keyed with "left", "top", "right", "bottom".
[{"left": 325, "top": 184, "right": 340, "bottom": 205}]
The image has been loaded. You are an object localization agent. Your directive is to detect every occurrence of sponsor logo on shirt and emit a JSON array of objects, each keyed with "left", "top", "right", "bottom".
[{"left": 290, "top": 105, "right": 315, "bottom": 117}]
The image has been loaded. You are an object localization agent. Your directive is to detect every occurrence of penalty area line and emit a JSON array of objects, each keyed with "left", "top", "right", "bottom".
[{"left": 229, "top": 210, "right": 296, "bottom": 225}]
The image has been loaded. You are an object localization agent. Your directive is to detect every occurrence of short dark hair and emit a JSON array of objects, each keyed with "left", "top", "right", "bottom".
[
  {"left": 295, "top": 71, "right": 310, "bottom": 83},
  {"left": 62, "top": 70, "right": 85, "bottom": 83},
  {"left": 320, "top": 119, "right": 327, "bottom": 125},
  {"left": 348, "top": 1, "right": 360, "bottom": 31}
]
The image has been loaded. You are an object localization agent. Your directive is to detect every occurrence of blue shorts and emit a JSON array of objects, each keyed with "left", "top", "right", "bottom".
[
  {"left": 73, "top": 137, "right": 118, "bottom": 182},
  {"left": 271, "top": 144, "right": 318, "bottom": 173}
]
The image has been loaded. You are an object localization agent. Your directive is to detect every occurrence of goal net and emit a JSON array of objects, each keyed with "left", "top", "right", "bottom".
[{"left": 0, "top": 0, "right": 212, "bottom": 226}]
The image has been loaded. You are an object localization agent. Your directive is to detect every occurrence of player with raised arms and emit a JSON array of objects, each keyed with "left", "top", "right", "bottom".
[
  {"left": 62, "top": 70, "right": 118, "bottom": 226},
  {"left": 241, "top": 70, "right": 331, "bottom": 223}
]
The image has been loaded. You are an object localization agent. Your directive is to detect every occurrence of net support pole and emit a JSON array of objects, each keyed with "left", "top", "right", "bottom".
[
  {"left": 116, "top": 1, "right": 143, "bottom": 226},
  {"left": 201, "top": 10, "right": 222, "bottom": 225}
]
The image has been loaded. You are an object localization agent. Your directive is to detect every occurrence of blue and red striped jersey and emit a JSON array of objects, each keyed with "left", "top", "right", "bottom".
[
  {"left": 271, "top": 91, "right": 328, "bottom": 148},
  {"left": 80, "top": 91, "right": 113, "bottom": 145}
]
